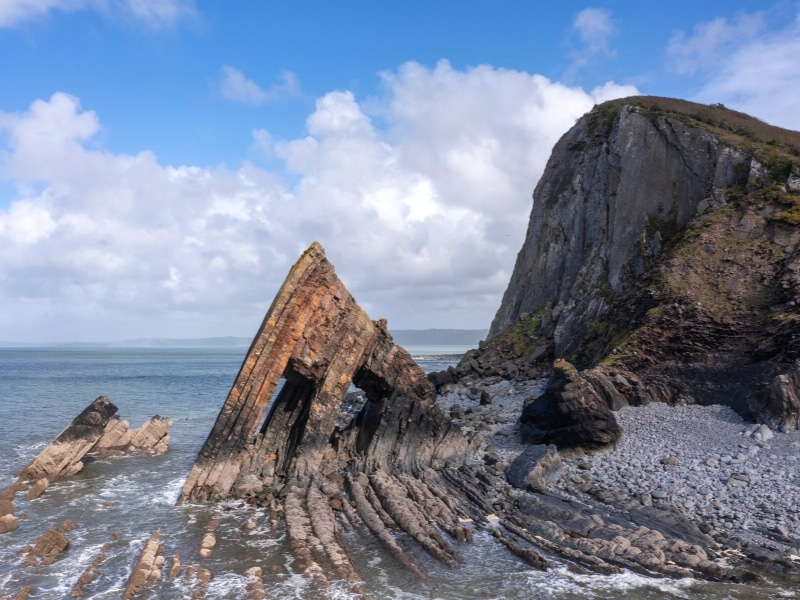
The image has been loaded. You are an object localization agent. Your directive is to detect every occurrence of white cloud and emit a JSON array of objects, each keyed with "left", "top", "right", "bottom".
[
  {"left": 666, "top": 13, "right": 764, "bottom": 75},
  {"left": 0, "top": 0, "right": 196, "bottom": 28},
  {"left": 571, "top": 7, "right": 617, "bottom": 65},
  {"left": 670, "top": 10, "right": 800, "bottom": 131},
  {"left": 0, "top": 67, "right": 638, "bottom": 342},
  {"left": 220, "top": 67, "right": 300, "bottom": 105}
]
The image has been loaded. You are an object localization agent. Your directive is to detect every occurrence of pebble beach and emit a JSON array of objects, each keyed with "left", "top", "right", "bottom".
[{"left": 438, "top": 377, "right": 800, "bottom": 560}]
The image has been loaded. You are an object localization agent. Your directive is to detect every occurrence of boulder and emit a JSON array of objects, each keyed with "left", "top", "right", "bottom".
[
  {"left": 0, "top": 514, "right": 18, "bottom": 534},
  {"left": 520, "top": 359, "right": 621, "bottom": 449},
  {"left": 25, "top": 478, "right": 49, "bottom": 500},
  {"left": 505, "top": 444, "right": 562, "bottom": 492},
  {"left": 21, "top": 528, "right": 70, "bottom": 567}
]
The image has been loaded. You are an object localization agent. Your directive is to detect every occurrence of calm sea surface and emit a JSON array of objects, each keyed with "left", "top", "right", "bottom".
[{"left": 0, "top": 348, "right": 792, "bottom": 599}]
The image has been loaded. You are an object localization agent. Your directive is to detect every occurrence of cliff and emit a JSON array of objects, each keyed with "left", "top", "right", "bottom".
[{"left": 479, "top": 97, "right": 800, "bottom": 430}]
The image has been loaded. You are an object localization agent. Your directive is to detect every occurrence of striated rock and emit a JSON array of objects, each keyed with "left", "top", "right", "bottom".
[
  {"left": 122, "top": 532, "right": 164, "bottom": 600},
  {"left": 520, "top": 359, "right": 621, "bottom": 449},
  {"left": 177, "top": 243, "right": 468, "bottom": 584},
  {"left": 505, "top": 444, "right": 562, "bottom": 492},
  {"left": 21, "top": 528, "right": 70, "bottom": 567},
  {"left": 91, "top": 415, "right": 173, "bottom": 457},
  {"left": 477, "top": 97, "right": 800, "bottom": 429},
  {"left": 18, "top": 396, "right": 117, "bottom": 482},
  {"left": 25, "top": 478, "right": 49, "bottom": 501}
]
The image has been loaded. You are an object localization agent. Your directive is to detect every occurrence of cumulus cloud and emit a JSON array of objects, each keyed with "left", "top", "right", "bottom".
[
  {"left": 0, "top": 65, "right": 637, "bottom": 342},
  {"left": 571, "top": 7, "right": 617, "bottom": 65},
  {"left": 669, "top": 10, "right": 800, "bottom": 131},
  {"left": 220, "top": 67, "right": 300, "bottom": 105},
  {"left": 0, "top": 0, "right": 196, "bottom": 28}
]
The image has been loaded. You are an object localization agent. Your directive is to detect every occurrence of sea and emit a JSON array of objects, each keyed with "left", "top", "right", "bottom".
[{"left": 0, "top": 347, "right": 795, "bottom": 599}]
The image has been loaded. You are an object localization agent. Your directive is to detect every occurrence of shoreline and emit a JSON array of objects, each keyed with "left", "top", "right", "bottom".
[{"left": 436, "top": 376, "right": 800, "bottom": 575}]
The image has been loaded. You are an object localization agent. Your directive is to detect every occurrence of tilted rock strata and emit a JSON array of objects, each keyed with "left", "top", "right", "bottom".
[
  {"left": 176, "top": 242, "right": 767, "bottom": 586},
  {"left": 18, "top": 396, "right": 117, "bottom": 482},
  {"left": 481, "top": 96, "right": 800, "bottom": 429},
  {"left": 178, "top": 242, "right": 472, "bottom": 588},
  {"left": 16, "top": 397, "right": 172, "bottom": 489},
  {"left": 91, "top": 415, "right": 173, "bottom": 457}
]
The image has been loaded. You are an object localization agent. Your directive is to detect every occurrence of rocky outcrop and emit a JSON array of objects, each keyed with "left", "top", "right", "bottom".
[
  {"left": 122, "top": 532, "right": 165, "bottom": 600},
  {"left": 179, "top": 242, "right": 472, "bottom": 588},
  {"left": 520, "top": 359, "right": 621, "bottom": 448},
  {"left": 480, "top": 97, "right": 800, "bottom": 429},
  {"left": 0, "top": 398, "right": 172, "bottom": 538},
  {"left": 18, "top": 396, "right": 117, "bottom": 482},
  {"left": 173, "top": 241, "right": 778, "bottom": 586},
  {"left": 91, "top": 415, "right": 172, "bottom": 457},
  {"left": 15, "top": 398, "right": 172, "bottom": 487}
]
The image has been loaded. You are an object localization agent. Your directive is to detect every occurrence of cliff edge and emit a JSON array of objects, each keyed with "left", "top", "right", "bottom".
[{"left": 472, "top": 96, "right": 800, "bottom": 431}]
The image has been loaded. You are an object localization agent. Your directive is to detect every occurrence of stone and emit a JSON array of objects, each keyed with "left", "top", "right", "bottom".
[
  {"left": 92, "top": 415, "right": 173, "bottom": 457},
  {"left": 0, "top": 514, "right": 19, "bottom": 534},
  {"left": 122, "top": 532, "right": 163, "bottom": 599},
  {"left": 505, "top": 444, "right": 562, "bottom": 492},
  {"left": 18, "top": 396, "right": 118, "bottom": 482},
  {"left": 753, "top": 424, "right": 775, "bottom": 442},
  {"left": 473, "top": 98, "right": 800, "bottom": 433},
  {"left": 21, "top": 528, "right": 70, "bottom": 567},
  {"left": 519, "top": 359, "right": 621, "bottom": 449},
  {"left": 176, "top": 243, "right": 472, "bottom": 583},
  {"left": 25, "top": 478, "right": 49, "bottom": 500}
]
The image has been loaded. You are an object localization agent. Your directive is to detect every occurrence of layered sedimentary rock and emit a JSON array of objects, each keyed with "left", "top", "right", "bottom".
[
  {"left": 18, "top": 396, "right": 118, "bottom": 482},
  {"left": 91, "top": 415, "right": 172, "bottom": 457},
  {"left": 179, "top": 242, "right": 471, "bottom": 584},
  {"left": 0, "top": 398, "right": 172, "bottom": 536},
  {"left": 476, "top": 97, "right": 800, "bottom": 430},
  {"left": 176, "top": 241, "right": 775, "bottom": 586}
]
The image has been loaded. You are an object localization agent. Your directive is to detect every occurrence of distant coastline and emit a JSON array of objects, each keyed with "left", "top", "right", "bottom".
[{"left": 0, "top": 328, "right": 488, "bottom": 349}]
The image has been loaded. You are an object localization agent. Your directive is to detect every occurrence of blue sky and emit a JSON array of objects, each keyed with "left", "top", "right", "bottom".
[{"left": 1, "top": 0, "right": 799, "bottom": 342}]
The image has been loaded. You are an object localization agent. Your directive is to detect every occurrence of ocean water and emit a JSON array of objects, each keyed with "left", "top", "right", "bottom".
[{"left": 0, "top": 348, "right": 794, "bottom": 599}]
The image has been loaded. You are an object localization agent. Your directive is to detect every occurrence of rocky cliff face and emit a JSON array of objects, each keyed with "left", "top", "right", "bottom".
[{"left": 483, "top": 97, "right": 800, "bottom": 430}]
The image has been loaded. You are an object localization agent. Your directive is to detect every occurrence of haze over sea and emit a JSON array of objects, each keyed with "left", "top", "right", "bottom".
[{"left": 0, "top": 347, "right": 791, "bottom": 599}]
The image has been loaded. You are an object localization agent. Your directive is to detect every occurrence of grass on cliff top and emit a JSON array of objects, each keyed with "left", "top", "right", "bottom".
[{"left": 596, "top": 96, "right": 800, "bottom": 177}]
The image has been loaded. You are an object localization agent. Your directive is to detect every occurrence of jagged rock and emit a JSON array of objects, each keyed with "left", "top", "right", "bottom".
[
  {"left": 178, "top": 242, "right": 470, "bottom": 588},
  {"left": 520, "top": 359, "right": 621, "bottom": 449},
  {"left": 21, "top": 528, "right": 70, "bottom": 567},
  {"left": 505, "top": 444, "right": 561, "bottom": 492},
  {"left": 476, "top": 97, "right": 800, "bottom": 429},
  {"left": 749, "top": 361, "right": 800, "bottom": 432},
  {"left": 91, "top": 415, "right": 173, "bottom": 457},
  {"left": 18, "top": 396, "right": 117, "bottom": 482},
  {"left": 123, "top": 532, "right": 164, "bottom": 600}
]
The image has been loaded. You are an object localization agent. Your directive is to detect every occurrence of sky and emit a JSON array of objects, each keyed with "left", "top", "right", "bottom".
[{"left": 1, "top": 0, "right": 799, "bottom": 343}]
